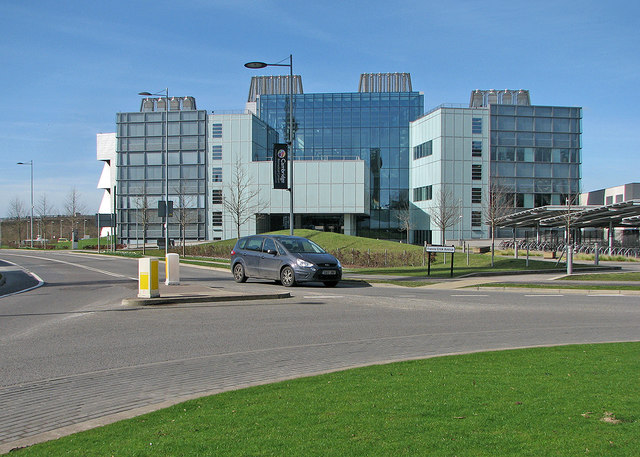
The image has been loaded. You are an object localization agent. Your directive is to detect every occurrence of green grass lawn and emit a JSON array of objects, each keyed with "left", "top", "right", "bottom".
[
  {"left": 12, "top": 343, "right": 639, "bottom": 456},
  {"left": 557, "top": 272, "right": 640, "bottom": 281}
]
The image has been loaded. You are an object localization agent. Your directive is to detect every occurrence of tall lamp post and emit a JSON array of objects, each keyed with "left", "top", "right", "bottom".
[
  {"left": 17, "top": 160, "right": 34, "bottom": 248},
  {"left": 245, "top": 55, "right": 295, "bottom": 235},
  {"left": 138, "top": 89, "right": 169, "bottom": 258}
]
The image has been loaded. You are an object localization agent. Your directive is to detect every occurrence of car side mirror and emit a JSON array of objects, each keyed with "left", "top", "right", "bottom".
[{"left": 267, "top": 249, "right": 278, "bottom": 256}]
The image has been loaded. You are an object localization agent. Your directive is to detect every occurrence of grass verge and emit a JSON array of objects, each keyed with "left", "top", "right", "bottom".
[
  {"left": 473, "top": 283, "right": 640, "bottom": 291},
  {"left": 12, "top": 343, "right": 640, "bottom": 456},
  {"left": 557, "top": 272, "right": 640, "bottom": 281}
]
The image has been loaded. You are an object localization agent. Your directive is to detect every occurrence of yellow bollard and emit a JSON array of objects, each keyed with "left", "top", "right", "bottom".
[{"left": 138, "top": 257, "right": 159, "bottom": 298}]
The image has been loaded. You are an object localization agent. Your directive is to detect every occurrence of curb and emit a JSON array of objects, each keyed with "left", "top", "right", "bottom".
[
  {"left": 468, "top": 286, "right": 640, "bottom": 295},
  {"left": 122, "top": 292, "right": 291, "bottom": 306}
]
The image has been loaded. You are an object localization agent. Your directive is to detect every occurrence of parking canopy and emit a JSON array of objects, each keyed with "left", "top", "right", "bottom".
[{"left": 495, "top": 200, "right": 640, "bottom": 229}]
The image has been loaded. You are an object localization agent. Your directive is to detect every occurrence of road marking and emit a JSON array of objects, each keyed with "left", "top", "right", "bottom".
[
  {"left": 1, "top": 252, "right": 134, "bottom": 280},
  {"left": 450, "top": 294, "right": 489, "bottom": 297},
  {"left": 587, "top": 294, "right": 627, "bottom": 297},
  {"left": 524, "top": 294, "right": 564, "bottom": 297},
  {"left": 303, "top": 295, "right": 344, "bottom": 299}
]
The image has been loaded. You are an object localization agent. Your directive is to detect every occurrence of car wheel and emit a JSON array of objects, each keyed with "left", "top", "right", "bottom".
[
  {"left": 233, "top": 263, "right": 247, "bottom": 283},
  {"left": 323, "top": 281, "right": 339, "bottom": 287},
  {"left": 280, "top": 266, "right": 296, "bottom": 287}
]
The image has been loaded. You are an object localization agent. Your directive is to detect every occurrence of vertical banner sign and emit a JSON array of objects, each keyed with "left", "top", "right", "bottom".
[{"left": 273, "top": 143, "right": 288, "bottom": 189}]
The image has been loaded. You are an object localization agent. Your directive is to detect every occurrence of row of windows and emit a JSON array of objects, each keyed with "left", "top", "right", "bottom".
[
  {"left": 472, "top": 118, "right": 482, "bottom": 134},
  {"left": 118, "top": 166, "right": 205, "bottom": 180},
  {"left": 117, "top": 180, "right": 206, "bottom": 195},
  {"left": 490, "top": 131, "right": 580, "bottom": 148},
  {"left": 118, "top": 136, "right": 206, "bottom": 152},
  {"left": 491, "top": 105, "right": 581, "bottom": 119},
  {"left": 492, "top": 116, "right": 580, "bottom": 133},
  {"left": 492, "top": 147, "right": 579, "bottom": 163},
  {"left": 472, "top": 188, "right": 482, "bottom": 203},
  {"left": 119, "top": 151, "right": 204, "bottom": 166},
  {"left": 212, "top": 123, "right": 222, "bottom": 138},
  {"left": 493, "top": 162, "right": 580, "bottom": 179},
  {"left": 211, "top": 145, "right": 222, "bottom": 160},
  {"left": 211, "top": 167, "right": 222, "bottom": 182},
  {"left": 492, "top": 178, "right": 580, "bottom": 193},
  {"left": 413, "top": 140, "right": 432, "bottom": 159},
  {"left": 117, "top": 120, "right": 206, "bottom": 137},
  {"left": 472, "top": 141, "right": 482, "bottom": 156},
  {"left": 212, "top": 189, "right": 222, "bottom": 205},
  {"left": 117, "top": 110, "right": 206, "bottom": 124},
  {"left": 472, "top": 164, "right": 482, "bottom": 180},
  {"left": 472, "top": 211, "right": 482, "bottom": 227},
  {"left": 212, "top": 212, "right": 222, "bottom": 226},
  {"left": 413, "top": 185, "right": 433, "bottom": 202},
  {"left": 260, "top": 93, "right": 424, "bottom": 109}
]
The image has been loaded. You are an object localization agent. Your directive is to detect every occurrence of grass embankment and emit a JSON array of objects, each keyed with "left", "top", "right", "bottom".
[
  {"left": 13, "top": 343, "right": 640, "bottom": 456},
  {"left": 475, "top": 283, "right": 640, "bottom": 291},
  {"left": 557, "top": 272, "right": 640, "bottom": 281}
]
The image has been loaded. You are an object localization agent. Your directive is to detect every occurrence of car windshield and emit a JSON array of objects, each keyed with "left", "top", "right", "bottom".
[{"left": 278, "top": 238, "right": 326, "bottom": 254}]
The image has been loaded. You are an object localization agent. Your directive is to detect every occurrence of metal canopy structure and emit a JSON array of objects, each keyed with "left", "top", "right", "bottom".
[{"left": 496, "top": 200, "right": 640, "bottom": 229}]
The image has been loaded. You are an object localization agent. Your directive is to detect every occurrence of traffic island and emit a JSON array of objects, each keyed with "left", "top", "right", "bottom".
[{"left": 123, "top": 291, "right": 291, "bottom": 306}]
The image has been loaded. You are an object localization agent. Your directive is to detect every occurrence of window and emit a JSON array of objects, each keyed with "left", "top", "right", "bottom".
[
  {"left": 472, "top": 117, "right": 482, "bottom": 134},
  {"left": 211, "top": 167, "right": 222, "bottom": 182},
  {"left": 211, "top": 145, "right": 222, "bottom": 160},
  {"left": 413, "top": 140, "right": 432, "bottom": 160},
  {"left": 211, "top": 212, "right": 222, "bottom": 226},
  {"left": 472, "top": 188, "right": 482, "bottom": 203},
  {"left": 413, "top": 185, "right": 432, "bottom": 202},
  {"left": 471, "top": 211, "right": 482, "bottom": 227},
  {"left": 472, "top": 140, "right": 482, "bottom": 157},
  {"left": 211, "top": 189, "right": 222, "bottom": 205},
  {"left": 211, "top": 123, "right": 222, "bottom": 138},
  {"left": 472, "top": 164, "right": 482, "bottom": 180},
  {"left": 606, "top": 196, "right": 613, "bottom": 205}
]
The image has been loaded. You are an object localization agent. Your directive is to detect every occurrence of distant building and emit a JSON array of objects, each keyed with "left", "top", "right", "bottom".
[
  {"left": 99, "top": 78, "right": 582, "bottom": 245},
  {"left": 581, "top": 183, "right": 640, "bottom": 205}
]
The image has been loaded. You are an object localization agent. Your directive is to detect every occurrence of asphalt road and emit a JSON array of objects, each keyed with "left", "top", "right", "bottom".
[{"left": 1, "top": 249, "right": 639, "bottom": 452}]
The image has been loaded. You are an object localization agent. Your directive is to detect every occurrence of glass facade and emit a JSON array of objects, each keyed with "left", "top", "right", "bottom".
[
  {"left": 257, "top": 91, "right": 424, "bottom": 240},
  {"left": 116, "top": 109, "right": 208, "bottom": 243},
  {"left": 490, "top": 104, "right": 582, "bottom": 208}
]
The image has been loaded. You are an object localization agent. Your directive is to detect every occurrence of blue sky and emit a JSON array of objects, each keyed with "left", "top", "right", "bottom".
[{"left": 1, "top": 0, "right": 638, "bottom": 218}]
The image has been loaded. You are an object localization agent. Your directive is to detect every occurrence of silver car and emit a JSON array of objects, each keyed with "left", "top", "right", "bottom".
[{"left": 230, "top": 235, "right": 342, "bottom": 287}]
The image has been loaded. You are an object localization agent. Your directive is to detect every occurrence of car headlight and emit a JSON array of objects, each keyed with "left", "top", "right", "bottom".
[
  {"left": 336, "top": 259, "right": 342, "bottom": 269},
  {"left": 296, "top": 258, "right": 315, "bottom": 268}
]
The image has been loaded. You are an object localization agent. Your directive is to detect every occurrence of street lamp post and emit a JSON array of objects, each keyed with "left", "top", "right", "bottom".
[
  {"left": 17, "top": 160, "right": 34, "bottom": 248},
  {"left": 139, "top": 89, "right": 169, "bottom": 258},
  {"left": 245, "top": 55, "right": 295, "bottom": 236}
]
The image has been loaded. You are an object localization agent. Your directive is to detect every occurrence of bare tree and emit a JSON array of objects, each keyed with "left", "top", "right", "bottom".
[
  {"left": 396, "top": 200, "right": 412, "bottom": 244},
  {"left": 8, "top": 197, "right": 27, "bottom": 245},
  {"left": 173, "top": 183, "right": 197, "bottom": 256},
  {"left": 64, "top": 187, "right": 86, "bottom": 239},
  {"left": 223, "top": 157, "right": 266, "bottom": 239},
  {"left": 483, "top": 180, "right": 513, "bottom": 266},
  {"left": 133, "top": 192, "right": 151, "bottom": 255},
  {"left": 36, "top": 194, "right": 55, "bottom": 243},
  {"left": 429, "top": 186, "right": 460, "bottom": 245}
]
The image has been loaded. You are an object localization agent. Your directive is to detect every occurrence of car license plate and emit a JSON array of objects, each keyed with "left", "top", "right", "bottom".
[{"left": 324, "top": 270, "right": 337, "bottom": 275}]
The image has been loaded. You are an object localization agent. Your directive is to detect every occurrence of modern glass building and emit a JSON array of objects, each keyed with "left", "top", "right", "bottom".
[
  {"left": 115, "top": 97, "right": 208, "bottom": 244},
  {"left": 253, "top": 75, "right": 424, "bottom": 240},
  {"left": 103, "top": 82, "right": 581, "bottom": 246},
  {"left": 410, "top": 90, "right": 582, "bottom": 243}
]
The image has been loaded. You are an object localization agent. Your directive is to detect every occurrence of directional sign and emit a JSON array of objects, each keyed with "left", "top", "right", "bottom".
[{"left": 425, "top": 245, "right": 455, "bottom": 253}]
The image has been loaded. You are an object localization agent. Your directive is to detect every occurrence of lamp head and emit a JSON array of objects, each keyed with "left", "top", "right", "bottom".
[
  {"left": 244, "top": 61, "right": 268, "bottom": 69},
  {"left": 138, "top": 91, "right": 153, "bottom": 96}
]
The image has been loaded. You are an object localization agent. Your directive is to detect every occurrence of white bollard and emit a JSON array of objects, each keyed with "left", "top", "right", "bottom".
[
  {"left": 138, "top": 257, "right": 159, "bottom": 298},
  {"left": 165, "top": 253, "right": 180, "bottom": 285}
]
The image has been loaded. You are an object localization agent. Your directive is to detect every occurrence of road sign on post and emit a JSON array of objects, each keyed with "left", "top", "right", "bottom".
[{"left": 425, "top": 245, "right": 456, "bottom": 277}]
